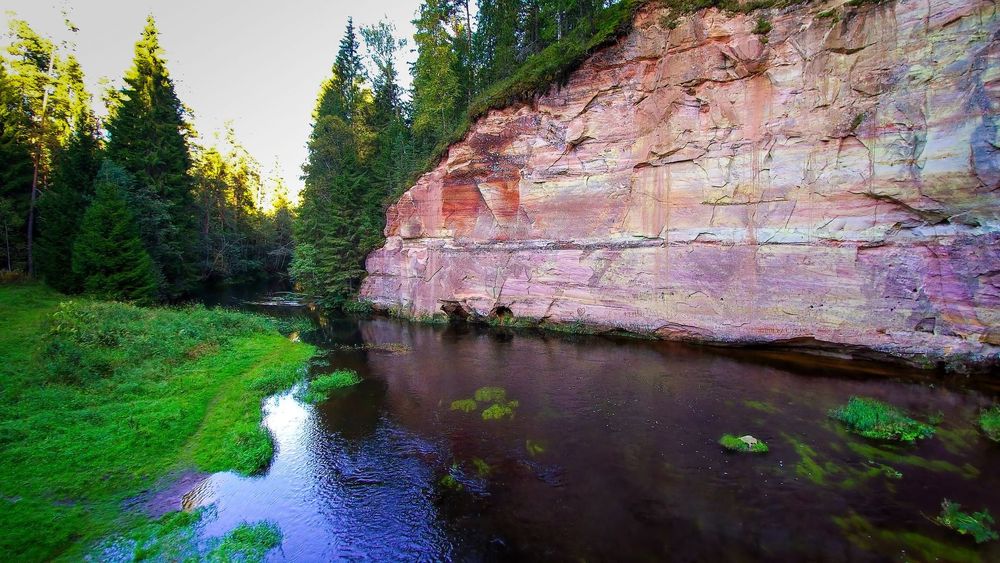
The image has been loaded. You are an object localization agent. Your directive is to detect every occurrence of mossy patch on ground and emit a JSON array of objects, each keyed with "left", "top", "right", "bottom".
[
  {"left": 0, "top": 284, "right": 313, "bottom": 560},
  {"left": 829, "top": 397, "right": 936, "bottom": 442}
]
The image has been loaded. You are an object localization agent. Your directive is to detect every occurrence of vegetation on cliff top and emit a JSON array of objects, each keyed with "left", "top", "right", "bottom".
[{"left": 0, "top": 283, "right": 313, "bottom": 560}]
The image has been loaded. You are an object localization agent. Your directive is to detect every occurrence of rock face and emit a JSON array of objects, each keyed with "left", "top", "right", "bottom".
[{"left": 362, "top": 0, "right": 1000, "bottom": 368}]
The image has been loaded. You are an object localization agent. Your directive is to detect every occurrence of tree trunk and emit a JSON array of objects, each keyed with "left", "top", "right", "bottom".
[{"left": 27, "top": 54, "right": 56, "bottom": 278}]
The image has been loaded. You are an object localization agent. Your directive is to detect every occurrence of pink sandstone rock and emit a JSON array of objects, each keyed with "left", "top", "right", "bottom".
[{"left": 362, "top": 0, "right": 1000, "bottom": 369}]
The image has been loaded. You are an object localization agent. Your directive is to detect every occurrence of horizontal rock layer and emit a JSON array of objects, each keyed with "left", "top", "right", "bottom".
[{"left": 362, "top": 0, "right": 1000, "bottom": 369}]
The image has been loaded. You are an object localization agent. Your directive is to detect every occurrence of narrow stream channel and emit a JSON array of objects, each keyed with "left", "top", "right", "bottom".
[{"left": 183, "top": 282, "right": 1000, "bottom": 561}]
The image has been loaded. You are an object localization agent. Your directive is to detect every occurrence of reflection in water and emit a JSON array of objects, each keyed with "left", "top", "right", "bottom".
[{"left": 180, "top": 296, "right": 1000, "bottom": 561}]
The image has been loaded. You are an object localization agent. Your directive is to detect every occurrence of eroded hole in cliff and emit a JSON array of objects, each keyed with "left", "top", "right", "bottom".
[
  {"left": 490, "top": 306, "right": 514, "bottom": 322},
  {"left": 441, "top": 300, "right": 470, "bottom": 321}
]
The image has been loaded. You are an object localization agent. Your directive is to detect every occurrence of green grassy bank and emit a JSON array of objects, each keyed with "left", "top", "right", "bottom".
[{"left": 0, "top": 284, "right": 314, "bottom": 560}]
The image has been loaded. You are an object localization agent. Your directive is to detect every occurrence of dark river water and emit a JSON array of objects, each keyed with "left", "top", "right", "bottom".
[{"left": 185, "top": 282, "right": 1000, "bottom": 562}]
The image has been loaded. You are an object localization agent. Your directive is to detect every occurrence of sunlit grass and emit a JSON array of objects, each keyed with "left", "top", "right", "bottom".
[
  {"left": 0, "top": 283, "right": 313, "bottom": 560},
  {"left": 298, "top": 369, "right": 362, "bottom": 404}
]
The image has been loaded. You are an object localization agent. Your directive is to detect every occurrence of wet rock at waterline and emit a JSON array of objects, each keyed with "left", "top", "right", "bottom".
[{"left": 361, "top": 0, "right": 1000, "bottom": 370}]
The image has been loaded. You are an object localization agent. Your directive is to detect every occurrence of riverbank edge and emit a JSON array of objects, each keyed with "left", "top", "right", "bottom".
[
  {"left": 0, "top": 283, "right": 315, "bottom": 561},
  {"left": 355, "top": 298, "right": 998, "bottom": 376}
]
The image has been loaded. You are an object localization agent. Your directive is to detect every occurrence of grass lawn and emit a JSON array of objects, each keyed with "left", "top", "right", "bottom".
[{"left": 0, "top": 283, "right": 314, "bottom": 561}]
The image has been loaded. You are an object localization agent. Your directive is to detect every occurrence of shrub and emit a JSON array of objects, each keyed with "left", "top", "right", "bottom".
[{"left": 829, "top": 397, "right": 936, "bottom": 442}]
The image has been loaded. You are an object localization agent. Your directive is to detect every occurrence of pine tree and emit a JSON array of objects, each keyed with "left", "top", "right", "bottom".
[
  {"left": 411, "top": 0, "right": 462, "bottom": 149},
  {"left": 473, "top": 0, "right": 524, "bottom": 91},
  {"left": 0, "top": 58, "right": 33, "bottom": 272},
  {"left": 361, "top": 20, "right": 414, "bottom": 198},
  {"left": 73, "top": 161, "right": 157, "bottom": 303},
  {"left": 292, "top": 20, "right": 377, "bottom": 308},
  {"left": 36, "top": 115, "right": 100, "bottom": 292},
  {"left": 3, "top": 20, "right": 87, "bottom": 275},
  {"left": 36, "top": 55, "right": 100, "bottom": 292},
  {"left": 106, "top": 16, "right": 195, "bottom": 298}
]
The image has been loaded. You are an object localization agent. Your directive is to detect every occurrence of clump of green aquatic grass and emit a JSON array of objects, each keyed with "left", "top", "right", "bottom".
[
  {"left": 936, "top": 500, "right": 999, "bottom": 544},
  {"left": 482, "top": 400, "right": 520, "bottom": 421},
  {"left": 719, "top": 433, "right": 769, "bottom": 453},
  {"left": 206, "top": 521, "right": 283, "bottom": 562},
  {"left": 474, "top": 386, "right": 507, "bottom": 403},
  {"left": 450, "top": 386, "right": 520, "bottom": 420},
  {"left": 450, "top": 399, "right": 478, "bottom": 412},
  {"left": 981, "top": 405, "right": 1000, "bottom": 442},
  {"left": 106, "top": 509, "right": 282, "bottom": 563},
  {"left": 829, "top": 397, "right": 936, "bottom": 442},
  {"left": 744, "top": 400, "right": 778, "bottom": 414},
  {"left": 299, "top": 369, "right": 362, "bottom": 404},
  {"left": 439, "top": 464, "right": 465, "bottom": 492},
  {"left": 526, "top": 439, "right": 546, "bottom": 456}
]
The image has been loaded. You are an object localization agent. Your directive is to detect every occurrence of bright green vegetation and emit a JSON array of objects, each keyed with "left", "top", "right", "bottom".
[
  {"left": 719, "top": 434, "right": 769, "bottom": 453},
  {"left": 752, "top": 16, "right": 772, "bottom": 39},
  {"left": 483, "top": 401, "right": 521, "bottom": 421},
  {"left": 71, "top": 162, "right": 158, "bottom": 302},
  {"left": 981, "top": 405, "right": 1000, "bottom": 442},
  {"left": 449, "top": 386, "right": 520, "bottom": 421},
  {"left": 784, "top": 434, "right": 907, "bottom": 489},
  {"left": 936, "top": 500, "right": 999, "bottom": 544},
  {"left": 451, "top": 398, "right": 478, "bottom": 412},
  {"left": 2, "top": 17, "right": 294, "bottom": 298},
  {"left": 298, "top": 369, "right": 363, "bottom": 404},
  {"left": 829, "top": 397, "right": 936, "bottom": 442},
  {"left": 0, "top": 284, "right": 313, "bottom": 560},
  {"left": 834, "top": 512, "right": 981, "bottom": 562},
  {"left": 846, "top": 441, "right": 979, "bottom": 479},
  {"left": 99, "top": 507, "right": 282, "bottom": 562},
  {"left": 207, "top": 521, "right": 284, "bottom": 561}
]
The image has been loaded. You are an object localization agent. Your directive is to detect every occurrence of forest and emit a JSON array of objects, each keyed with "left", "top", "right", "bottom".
[{"left": 0, "top": 0, "right": 624, "bottom": 306}]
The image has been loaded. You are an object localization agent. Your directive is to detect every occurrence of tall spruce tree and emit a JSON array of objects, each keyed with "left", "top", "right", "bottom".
[
  {"left": 292, "top": 20, "right": 376, "bottom": 308},
  {"left": 3, "top": 20, "right": 86, "bottom": 275},
  {"left": 473, "top": 0, "right": 524, "bottom": 91},
  {"left": 361, "top": 20, "right": 413, "bottom": 199},
  {"left": 36, "top": 113, "right": 100, "bottom": 292},
  {"left": 411, "top": 0, "right": 462, "bottom": 149},
  {"left": 0, "top": 58, "right": 33, "bottom": 272},
  {"left": 36, "top": 55, "right": 100, "bottom": 292},
  {"left": 73, "top": 161, "right": 157, "bottom": 303},
  {"left": 106, "top": 16, "right": 195, "bottom": 298}
]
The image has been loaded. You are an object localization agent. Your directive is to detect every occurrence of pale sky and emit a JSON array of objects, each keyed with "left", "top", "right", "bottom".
[{"left": 1, "top": 0, "right": 423, "bottom": 199}]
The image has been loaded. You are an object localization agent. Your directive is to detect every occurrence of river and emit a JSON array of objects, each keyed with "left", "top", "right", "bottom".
[{"left": 182, "top": 282, "right": 1000, "bottom": 561}]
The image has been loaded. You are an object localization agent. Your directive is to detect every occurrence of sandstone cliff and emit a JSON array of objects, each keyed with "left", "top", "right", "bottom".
[{"left": 362, "top": 0, "right": 1000, "bottom": 369}]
